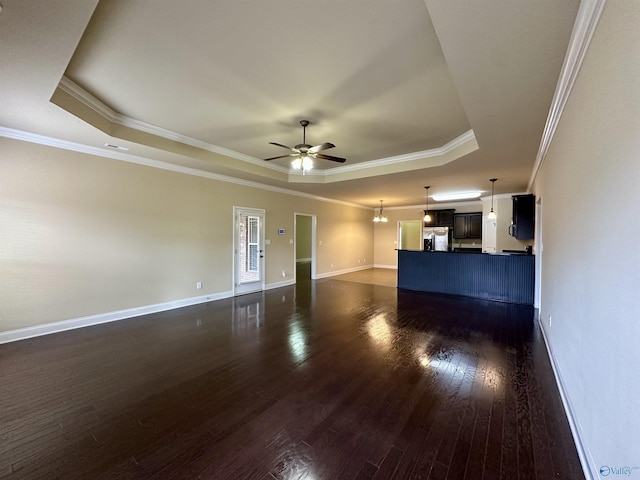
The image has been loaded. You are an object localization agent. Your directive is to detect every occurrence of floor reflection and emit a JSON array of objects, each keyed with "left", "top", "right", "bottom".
[
  {"left": 231, "top": 292, "right": 264, "bottom": 337},
  {"left": 366, "top": 313, "right": 392, "bottom": 352},
  {"left": 287, "top": 314, "right": 308, "bottom": 363}
]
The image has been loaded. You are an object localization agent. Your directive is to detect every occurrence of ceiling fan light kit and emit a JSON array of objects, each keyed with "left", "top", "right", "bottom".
[
  {"left": 264, "top": 120, "right": 346, "bottom": 173},
  {"left": 291, "top": 156, "right": 313, "bottom": 172}
]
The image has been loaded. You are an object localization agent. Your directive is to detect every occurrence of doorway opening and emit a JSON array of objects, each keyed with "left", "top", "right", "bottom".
[
  {"left": 397, "top": 220, "right": 422, "bottom": 250},
  {"left": 294, "top": 213, "right": 316, "bottom": 283}
]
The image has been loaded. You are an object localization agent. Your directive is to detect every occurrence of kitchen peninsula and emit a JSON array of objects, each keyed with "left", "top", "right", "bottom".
[{"left": 397, "top": 250, "right": 535, "bottom": 305}]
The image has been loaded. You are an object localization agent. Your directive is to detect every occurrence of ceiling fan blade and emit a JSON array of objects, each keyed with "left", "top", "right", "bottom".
[
  {"left": 314, "top": 153, "right": 346, "bottom": 163},
  {"left": 266, "top": 122, "right": 343, "bottom": 164},
  {"left": 269, "top": 142, "right": 296, "bottom": 151},
  {"left": 263, "top": 154, "right": 297, "bottom": 161},
  {"left": 308, "top": 142, "right": 335, "bottom": 154}
]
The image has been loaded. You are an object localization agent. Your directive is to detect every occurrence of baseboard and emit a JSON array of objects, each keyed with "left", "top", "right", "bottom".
[
  {"left": 0, "top": 290, "right": 234, "bottom": 345},
  {"left": 296, "top": 258, "right": 311, "bottom": 263},
  {"left": 265, "top": 279, "right": 296, "bottom": 290},
  {"left": 537, "top": 316, "right": 595, "bottom": 480},
  {"left": 374, "top": 264, "right": 397, "bottom": 269},
  {"left": 314, "top": 264, "right": 371, "bottom": 279}
]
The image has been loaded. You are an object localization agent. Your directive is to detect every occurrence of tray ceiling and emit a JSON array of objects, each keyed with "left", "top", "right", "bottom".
[{"left": 0, "top": 0, "right": 581, "bottom": 207}]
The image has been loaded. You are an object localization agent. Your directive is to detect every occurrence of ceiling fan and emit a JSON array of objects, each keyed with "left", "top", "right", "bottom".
[{"left": 264, "top": 120, "right": 346, "bottom": 172}]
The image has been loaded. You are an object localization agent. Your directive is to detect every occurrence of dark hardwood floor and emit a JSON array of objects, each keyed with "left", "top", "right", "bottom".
[{"left": 0, "top": 265, "right": 584, "bottom": 479}]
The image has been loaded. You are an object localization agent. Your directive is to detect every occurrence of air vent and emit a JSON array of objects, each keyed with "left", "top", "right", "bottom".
[{"left": 104, "top": 143, "right": 129, "bottom": 151}]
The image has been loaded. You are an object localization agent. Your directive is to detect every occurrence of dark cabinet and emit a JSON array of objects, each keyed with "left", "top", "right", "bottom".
[
  {"left": 510, "top": 194, "right": 535, "bottom": 240},
  {"left": 424, "top": 209, "right": 455, "bottom": 228},
  {"left": 438, "top": 209, "right": 455, "bottom": 228},
  {"left": 453, "top": 212, "right": 482, "bottom": 239},
  {"left": 453, "top": 215, "right": 466, "bottom": 237},
  {"left": 468, "top": 214, "right": 482, "bottom": 237}
]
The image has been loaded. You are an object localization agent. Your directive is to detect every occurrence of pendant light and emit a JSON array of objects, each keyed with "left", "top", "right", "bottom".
[
  {"left": 423, "top": 186, "right": 432, "bottom": 222},
  {"left": 488, "top": 178, "right": 497, "bottom": 220},
  {"left": 373, "top": 200, "right": 388, "bottom": 223}
]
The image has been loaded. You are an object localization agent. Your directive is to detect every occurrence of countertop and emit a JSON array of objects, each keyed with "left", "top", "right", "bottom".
[{"left": 396, "top": 249, "right": 533, "bottom": 256}]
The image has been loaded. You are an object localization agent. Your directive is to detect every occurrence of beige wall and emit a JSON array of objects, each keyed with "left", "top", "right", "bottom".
[
  {"left": 373, "top": 208, "right": 408, "bottom": 267},
  {"left": 531, "top": 2, "right": 640, "bottom": 475},
  {"left": 0, "top": 137, "right": 373, "bottom": 333}
]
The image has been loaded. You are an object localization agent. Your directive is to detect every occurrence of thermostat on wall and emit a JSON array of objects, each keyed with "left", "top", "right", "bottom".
[{"left": 278, "top": 229, "right": 285, "bottom": 235}]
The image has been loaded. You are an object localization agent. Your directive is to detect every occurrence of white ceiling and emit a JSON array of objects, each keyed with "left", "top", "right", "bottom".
[{"left": 0, "top": 0, "right": 581, "bottom": 208}]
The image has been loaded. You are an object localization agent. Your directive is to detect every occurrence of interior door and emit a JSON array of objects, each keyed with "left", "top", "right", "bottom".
[{"left": 234, "top": 207, "right": 265, "bottom": 295}]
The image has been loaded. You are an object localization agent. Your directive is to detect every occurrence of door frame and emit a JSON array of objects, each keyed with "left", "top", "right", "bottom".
[
  {"left": 294, "top": 213, "right": 317, "bottom": 281},
  {"left": 233, "top": 206, "right": 266, "bottom": 296},
  {"left": 534, "top": 197, "right": 543, "bottom": 309}
]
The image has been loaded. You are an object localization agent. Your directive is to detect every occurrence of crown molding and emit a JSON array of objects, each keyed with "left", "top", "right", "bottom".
[
  {"left": 324, "top": 129, "right": 476, "bottom": 175},
  {"left": 57, "top": 77, "right": 288, "bottom": 174},
  {"left": 528, "top": 0, "right": 607, "bottom": 190},
  {"left": 56, "top": 77, "right": 476, "bottom": 181},
  {"left": 0, "top": 127, "right": 369, "bottom": 210}
]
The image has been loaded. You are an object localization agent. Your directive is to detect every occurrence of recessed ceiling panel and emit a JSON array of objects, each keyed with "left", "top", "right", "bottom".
[{"left": 65, "top": 0, "right": 471, "bottom": 167}]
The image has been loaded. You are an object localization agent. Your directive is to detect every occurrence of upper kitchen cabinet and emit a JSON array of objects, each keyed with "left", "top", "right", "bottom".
[
  {"left": 510, "top": 194, "right": 535, "bottom": 240},
  {"left": 453, "top": 212, "right": 482, "bottom": 239},
  {"left": 423, "top": 209, "right": 455, "bottom": 228}
]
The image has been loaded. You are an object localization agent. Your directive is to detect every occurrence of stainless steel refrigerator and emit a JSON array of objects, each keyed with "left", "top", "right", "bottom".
[{"left": 423, "top": 226, "right": 449, "bottom": 251}]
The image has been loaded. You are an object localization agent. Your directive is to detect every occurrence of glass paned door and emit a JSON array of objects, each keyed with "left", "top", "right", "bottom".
[
  {"left": 247, "top": 216, "right": 259, "bottom": 273},
  {"left": 234, "top": 207, "right": 265, "bottom": 295}
]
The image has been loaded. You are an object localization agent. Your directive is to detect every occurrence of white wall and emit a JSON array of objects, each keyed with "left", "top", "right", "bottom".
[{"left": 533, "top": 1, "right": 640, "bottom": 476}]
